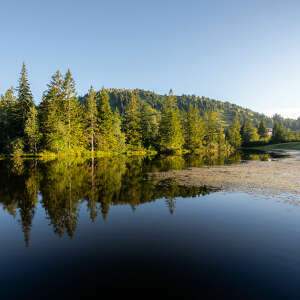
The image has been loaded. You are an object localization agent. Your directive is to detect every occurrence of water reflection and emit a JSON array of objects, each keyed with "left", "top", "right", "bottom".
[{"left": 0, "top": 151, "right": 275, "bottom": 246}]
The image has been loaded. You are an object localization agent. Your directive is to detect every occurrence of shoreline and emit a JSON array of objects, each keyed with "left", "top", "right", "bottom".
[{"left": 150, "top": 149, "right": 300, "bottom": 199}]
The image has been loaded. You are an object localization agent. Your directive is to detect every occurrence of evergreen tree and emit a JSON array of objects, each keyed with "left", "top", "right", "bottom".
[
  {"left": 24, "top": 104, "right": 41, "bottom": 153},
  {"left": 97, "top": 87, "right": 117, "bottom": 151},
  {"left": 113, "top": 109, "right": 126, "bottom": 153},
  {"left": 123, "top": 92, "right": 143, "bottom": 150},
  {"left": 271, "top": 122, "right": 286, "bottom": 143},
  {"left": 184, "top": 104, "right": 205, "bottom": 151},
  {"left": 0, "top": 87, "right": 17, "bottom": 152},
  {"left": 227, "top": 114, "right": 242, "bottom": 148},
  {"left": 203, "top": 111, "right": 219, "bottom": 148},
  {"left": 258, "top": 119, "right": 268, "bottom": 139},
  {"left": 241, "top": 119, "right": 259, "bottom": 144},
  {"left": 38, "top": 71, "right": 66, "bottom": 152},
  {"left": 62, "top": 70, "right": 84, "bottom": 151},
  {"left": 15, "top": 63, "right": 34, "bottom": 136},
  {"left": 158, "top": 90, "right": 184, "bottom": 153},
  {"left": 140, "top": 103, "right": 159, "bottom": 149},
  {"left": 85, "top": 86, "right": 98, "bottom": 154}
]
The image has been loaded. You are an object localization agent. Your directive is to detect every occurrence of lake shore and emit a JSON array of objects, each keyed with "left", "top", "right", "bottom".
[{"left": 150, "top": 150, "right": 300, "bottom": 201}]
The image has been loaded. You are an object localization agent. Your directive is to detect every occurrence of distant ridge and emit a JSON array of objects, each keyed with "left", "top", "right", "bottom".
[{"left": 81, "top": 88, "right": 300, "bottom": 130}]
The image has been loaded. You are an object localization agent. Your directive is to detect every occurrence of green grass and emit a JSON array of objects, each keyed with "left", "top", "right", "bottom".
[{"left": 249, "top": 142, "right": 300, "bottom": 152}]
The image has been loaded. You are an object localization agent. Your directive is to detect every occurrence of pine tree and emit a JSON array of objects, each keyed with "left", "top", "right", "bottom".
[
  {"left": 271, "top": 122, "right": 286, "bottom": 143},
  {"left": 258, "top": 119, "right": 268, "bottom": 139},
  {"left": 184, "top": 104, "right": 205, "bottom": 151},
  {"left": 85, "top": 86, "right": 98, "bottom": 155},
  {"left": 0, "top": 87, "right": 18, "bottom": 152},
  {"left": 140, "top": 103, "right": 159, "bottom": 149},
  {"left": 113, "top": 109, "right": 126, "bottom": 153},
  {"left": 241, "top": 119, "right": 259, "bottom": 144},
  {"left": 123, "top": 92, "right": 143, "bottom": 150},
  {"left": 62, "top": 70, "right": 84, "bottom": 151},
  {"left": 38, "top": 71, "right": 66, "bottom": 152},
  {"left": 15, "top": 63, "right": 34, "bottom": 136},
  {"left": 158, "top": 90, "right": 184, "bottom": 152},
  {"left": 97, "top": 87, "right": 117, "bottom": 151},
  {"left": 24, "top": 104, "right": 41, "bottom": 153},
  {"left": 227, "top": 114, "right": 242, "bottom": 148},
  {"left": 203, "top": 111, "right": 219, "bottom": 148}
]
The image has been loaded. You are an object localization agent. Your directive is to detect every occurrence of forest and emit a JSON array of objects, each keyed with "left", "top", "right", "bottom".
[{"left": 0, "top": 64, "right": 299, "bottom": 157}]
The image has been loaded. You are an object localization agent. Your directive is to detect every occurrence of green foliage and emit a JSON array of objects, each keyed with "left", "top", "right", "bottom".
[
  {"left": 10, "top": 138, "right": 24, "bottom": 157},
  {"left": 258, "top": 119, "right": 268, "bottom": 139},
  {"left": 85, "top": 86, "right": 98, "bottom": 153},
  {"left": 15, "top": 63, "right": 34, "bottom": 137},
  {"left": 184, "top": 104, "right": 205, "bottom": 151},
  {"left": 140, "top": 103, "right": 159, "bottom": 149},
  {"left": 227, "top": 114, "right": 242, "bottom": 148},
  {"left": 24, "top": 105, "right": 41, "bottom": 153},
  {"left": 158, "top": 90, "right": 184, "bottom": 153},
  {"left": 241, "top": 119, "right": 259, "bottom": 145},
  {"left": 112, "top": 109, "right": 126, "bottom": 153},
  {"left": 271, "top": 122, "right": 286, "bottom": 143},
  {"left": 97, "top": 87, "right": 118, "bottom": 151},
  {"left": 123, "top": 92, "right": 143, "bottom": 150}
]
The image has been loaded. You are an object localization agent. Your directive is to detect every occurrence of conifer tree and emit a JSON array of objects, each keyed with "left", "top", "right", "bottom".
[
  {"left": 258, "top": 119, "right": 268, "bottom": 139},
  {"left": 62, "top": 70, "right": 84, "bottom": 151},
  {"left": 123, "top": 92, "right": 143, "bottom": 150},
  {"left": 15, "top": 63, "right": 34, "bottom": 136},
  {"left": 227, "top": 114, "right": 242, "bottom": 148},
  {"left": 86, "top": 86, "right": 98, "bottom": 155},
  {"left": 271, "top": 122, "right": 286, "bottom": 143},
  {"left": 113, "top": 109, "right": 126, "bottom": 153},
  {"left": 140, "top": 103, "right": 159, "bottom": 149},
  {"left": 24, "top": 104, "right": 41, "bottom": 153},
  {"left": 241, "top": 119, "right": 259, "bottom": 144},
  {"left": 97, "top": 87, "right": 117, "bottom": 151},
  {"left": 0, "top": 88, "right": 17, "bottom": 152},
  {"left": 203, "top": 111, "right": 219, "bottom": 148},
  {"left": 39, "top": 71, "right": 66, "bottom": 152},
  {"left": 184, "top": 104, "right": 205, "bottom": 151},
  {"left": 158, "top": 90, "right": 184, "bottom": 152}
]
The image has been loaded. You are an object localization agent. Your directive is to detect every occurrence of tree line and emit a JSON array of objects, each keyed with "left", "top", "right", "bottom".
[{"left": 0, "top": 64, "right": 298, "bottom": 156}]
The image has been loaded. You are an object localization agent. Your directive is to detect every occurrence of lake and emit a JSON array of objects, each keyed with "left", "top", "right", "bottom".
[{"left": 0, "top": 152, "right": 300, "bottom": 299}]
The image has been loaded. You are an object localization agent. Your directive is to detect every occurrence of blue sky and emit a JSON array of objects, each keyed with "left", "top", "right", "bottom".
[{"left": 1, "top": 0, "right": 300, "bottom": 118}]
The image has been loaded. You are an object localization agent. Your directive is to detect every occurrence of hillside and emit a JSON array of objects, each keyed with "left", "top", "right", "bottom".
[{"left": 80, "top": 88, "right": 300, "bottom": 130}]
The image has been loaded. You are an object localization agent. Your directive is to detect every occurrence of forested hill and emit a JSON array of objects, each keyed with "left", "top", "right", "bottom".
[{"left": 80, "top": 88, "right": 300, "bottom": 130}]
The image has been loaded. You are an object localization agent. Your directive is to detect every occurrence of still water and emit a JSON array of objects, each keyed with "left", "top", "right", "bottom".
[{"left": 0, "top": 152, "right": 299, "bottom": 299}]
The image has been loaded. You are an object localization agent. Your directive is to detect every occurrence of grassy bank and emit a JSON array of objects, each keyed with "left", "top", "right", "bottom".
[{"left": 247, "top": 142, "right": 300, "bottom": 152}]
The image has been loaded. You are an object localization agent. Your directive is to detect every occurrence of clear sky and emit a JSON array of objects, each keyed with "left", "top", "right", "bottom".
[{"left": 1, "top": 0, "right": 300, "bottom": 118}]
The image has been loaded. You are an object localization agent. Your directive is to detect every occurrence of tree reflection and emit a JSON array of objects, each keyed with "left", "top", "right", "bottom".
[{"left": 0, "top": 151, "right": 260, "bottom": 245}]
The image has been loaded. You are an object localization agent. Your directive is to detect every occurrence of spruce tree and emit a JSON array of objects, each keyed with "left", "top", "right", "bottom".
[
  {"left": 184, "top": 104, "right": 205, "bottom": 151},
  {"left": 227, "top": 114, "right": 242, "bottom": 148},
  {"left": 86, "top": 86, "right": 98, "bottom": 155},
  {"left": 38, "top": 71, "right": 66, "bottom": 152},
  {"left": 158, "top": 90, "right": 184, "bottom": 152},
  {"left": 62, "top": 70, "right": 84, "bottom": 151},
  {"left": 113, "top": 109, "right": 126, "bottom": 153},
  {"left": 97, "top": 87, "right": 116, "bottom": 151},
  {"left": 15, "top": 63, "right": 34, "bottom": 136},
  {"left": 123, "top": 92, "right": 143, "bottom": 150},
  {"left": 258, "top": 119, "right": 268, "bottom": 139},
  {"left": 271, "top": 122, "right": 286, "bottom": 143},
  {"left": 24, "top": 104, "right": 41, "bottom": 153},
  {"left": 241, "top": 119, "right": 259, "bottom": 144},
  {"left": 203, "top": 111, "right": 219, "bottom": 148},
  {"left": 140, "top": 103, "right": 159, "bottom": 149}
]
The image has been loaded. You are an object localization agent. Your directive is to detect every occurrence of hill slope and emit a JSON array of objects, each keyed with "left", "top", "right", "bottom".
[{"left": 81, "top": 88, "right": 300, "bottom": 130}]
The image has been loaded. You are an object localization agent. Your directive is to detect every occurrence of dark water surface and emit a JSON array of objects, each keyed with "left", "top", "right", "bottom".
[{"left": 0, "top": 152, "right": 299, "bottom": 299}]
